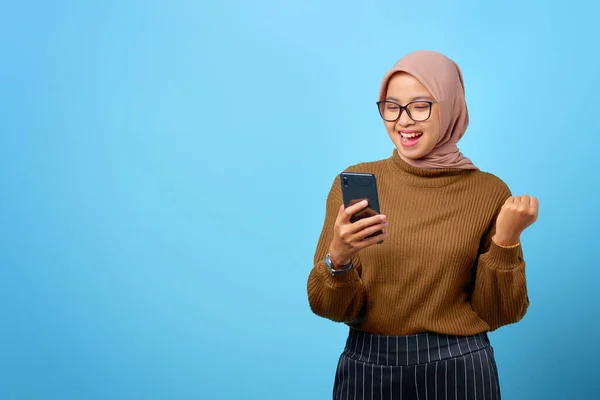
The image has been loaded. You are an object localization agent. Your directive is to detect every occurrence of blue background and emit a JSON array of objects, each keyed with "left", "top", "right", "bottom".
[{"left": 1, "top": 0, "right": 598, "bottom": 399}]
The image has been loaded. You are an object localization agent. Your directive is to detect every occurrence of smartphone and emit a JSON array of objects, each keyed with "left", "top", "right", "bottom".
[{"left": 339, "top": 172, "right": 384, "bottom": 242}]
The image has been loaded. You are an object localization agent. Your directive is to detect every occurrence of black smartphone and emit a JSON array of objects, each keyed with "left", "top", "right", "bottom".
[{"left": 339, "top": 172, "right": 384, "bottom": 242}]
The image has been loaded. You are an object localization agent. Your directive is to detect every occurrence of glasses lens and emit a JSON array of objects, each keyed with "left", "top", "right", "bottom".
[
  {"left": 407, "top": 102, "right": 431, "bottom": 121},
  {"left": 379, "top": 102, "right": 400, "bottom": 121}
]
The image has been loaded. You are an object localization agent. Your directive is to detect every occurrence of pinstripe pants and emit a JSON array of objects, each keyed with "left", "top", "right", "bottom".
[{"left": 333, "top": 328, "right": 501, "bottom": 400}]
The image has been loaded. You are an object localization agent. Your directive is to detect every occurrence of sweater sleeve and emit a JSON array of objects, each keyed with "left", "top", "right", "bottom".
[
  {"left": 470, "top": 190, "right": 530, "bottom": 331},
  {"left": 307, "top": 174, "right": 367, "bottom": 324}
]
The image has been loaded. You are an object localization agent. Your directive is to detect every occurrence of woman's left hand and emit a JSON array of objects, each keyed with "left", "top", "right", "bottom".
[{"left": 493, "top": 194, "right": 539, "bottom": 246}]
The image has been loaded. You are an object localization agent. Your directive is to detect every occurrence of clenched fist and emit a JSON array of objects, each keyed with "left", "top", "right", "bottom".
[{"left": 493, "top": 195, "right": 539, "bottom": 246}]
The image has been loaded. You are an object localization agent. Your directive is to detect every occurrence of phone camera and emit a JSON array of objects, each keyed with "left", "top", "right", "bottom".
[{"left": 343, "top": 177, "right": 348, "bottom": 187}]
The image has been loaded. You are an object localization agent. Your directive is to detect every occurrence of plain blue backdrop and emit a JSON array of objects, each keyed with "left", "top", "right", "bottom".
[{"left": 1, "top": 0, "right": 598, "bottom": 399}]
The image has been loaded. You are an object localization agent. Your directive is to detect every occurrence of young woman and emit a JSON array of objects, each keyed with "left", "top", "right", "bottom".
[{"left": 307, "top": 50, "right": 538, "bottom": 400}]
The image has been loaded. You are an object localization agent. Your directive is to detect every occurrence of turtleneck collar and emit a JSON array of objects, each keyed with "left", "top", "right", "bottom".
[{"left": 387, "top": 149, "right": 473, "bottom": 188}]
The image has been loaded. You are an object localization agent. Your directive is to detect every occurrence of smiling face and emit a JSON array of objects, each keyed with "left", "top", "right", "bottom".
[{"left": 381, "top": 72, "right": 440, "bottom": 160}]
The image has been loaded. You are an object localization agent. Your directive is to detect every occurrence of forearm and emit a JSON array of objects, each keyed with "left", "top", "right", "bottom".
[
  {"left": 470, "top": 243, "right": 529, "bottom": 331},
  {"left": 307, "top": 259, "right": 366, "bottom": 323},
  {"left": 307, "top": 171, "right": 369, "bottom": 323}
]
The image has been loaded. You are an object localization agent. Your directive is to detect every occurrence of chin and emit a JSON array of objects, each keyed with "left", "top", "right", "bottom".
[{"left": 394, "top": 143, "right": 425, "bottom": 160}]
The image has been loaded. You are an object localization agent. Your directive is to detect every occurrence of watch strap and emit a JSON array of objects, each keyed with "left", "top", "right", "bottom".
[{"left": 325, "top": 253, "right": 353, "bottom": 275}]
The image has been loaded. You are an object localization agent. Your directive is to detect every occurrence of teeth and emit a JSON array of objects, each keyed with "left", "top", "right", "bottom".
[{"left": 400, "top": 132, "right": 422, "bottom": 138}]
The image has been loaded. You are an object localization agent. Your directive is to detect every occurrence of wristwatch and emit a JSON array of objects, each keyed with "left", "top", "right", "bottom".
[{"left": 325, "top": 253, "right": 353, "bottom": 276}]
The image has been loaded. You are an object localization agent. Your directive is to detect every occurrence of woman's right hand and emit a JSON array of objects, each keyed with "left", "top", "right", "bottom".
[{"left": 328, "top": 200, "right": 388, "bottom": 269}]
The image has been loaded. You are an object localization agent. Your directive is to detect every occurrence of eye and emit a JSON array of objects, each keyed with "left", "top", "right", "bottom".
[{"left": 411, "top": 102, "right": 431, "bottom": 110}]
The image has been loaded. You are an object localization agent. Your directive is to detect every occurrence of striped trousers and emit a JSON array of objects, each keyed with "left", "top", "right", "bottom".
[{"left": 333, "top": 328, "right": 501, "bottom": 400}]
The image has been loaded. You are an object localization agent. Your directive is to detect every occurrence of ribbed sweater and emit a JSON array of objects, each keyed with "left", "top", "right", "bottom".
[{"left": 307, "top": 150, "right": 529, "bottom": 336}]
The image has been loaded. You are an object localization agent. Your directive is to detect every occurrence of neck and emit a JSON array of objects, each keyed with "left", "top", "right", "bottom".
[
  {"left": 395, "top": 145, "right": 478, "bottom": 171},
  {"left": 387, "top": 149, "right": 472, "bottom": 187}
]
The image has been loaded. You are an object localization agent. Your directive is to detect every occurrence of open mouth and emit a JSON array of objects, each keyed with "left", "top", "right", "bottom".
[{"left": 399, "top": 131, "right": 423, "bottom": 147}]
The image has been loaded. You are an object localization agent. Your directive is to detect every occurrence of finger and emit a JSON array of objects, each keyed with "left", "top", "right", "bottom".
[
  {"left": 353, "top": 221, "right": 388, "bottom": 241},
  {"left": 529, "top": 196, "right": 539, "bottom": 220},
  {"left": 530, "top": 196, "right": 539, "bottom": 211},
  {"left": 342, "top": 200, "right": 369, "bottom": 221},
  {"left": 504, "top": 196, "right": 515, "bottom": 205},
  {"left": 357, "top": 231, "right": 389, "bottom": 248},
  {"left": 517, "top": 194, "right": 530, "bottom": 211},
  {"left": 350, "top": 213, "right": 387, "bottom": 232},
  {"left": 513, "top": 195, "right": 522, "bottom": 204},
  {"left": 337, "top": 204, "right": 345, "bottom": 219}
]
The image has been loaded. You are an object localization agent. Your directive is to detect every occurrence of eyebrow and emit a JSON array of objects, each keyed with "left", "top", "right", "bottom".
[{"left": 386, "top": 96, "right": 434, "bottom": 102}]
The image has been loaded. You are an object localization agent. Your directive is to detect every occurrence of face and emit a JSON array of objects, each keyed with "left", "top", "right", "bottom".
[{"left": 381, "top": 72, "right": 440, "bottom": 160}]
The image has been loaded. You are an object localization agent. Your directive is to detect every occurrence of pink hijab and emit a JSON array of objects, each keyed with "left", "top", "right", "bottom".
[{"left": 379, "top": 50, "right": 478, "bottom": 170}]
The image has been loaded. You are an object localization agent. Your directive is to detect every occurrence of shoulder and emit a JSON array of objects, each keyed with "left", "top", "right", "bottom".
[
  {"left": 468, "top": 169, "right": 513, "bottom": 207},
  {"left": 341, "top": 157, "right": 389, "bottom": 175},
  {"left": 326, "top": 156, "right": 390, "bottom": 185}
]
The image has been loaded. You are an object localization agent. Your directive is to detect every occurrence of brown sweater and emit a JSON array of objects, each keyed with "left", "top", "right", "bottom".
[{"left": 307, "top": 150, "right": 529, "bottom": 336}]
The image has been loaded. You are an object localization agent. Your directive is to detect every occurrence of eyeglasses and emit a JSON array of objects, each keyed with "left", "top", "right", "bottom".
[{"left": 376, "top": 100, "right": 435, "bottom": 122}]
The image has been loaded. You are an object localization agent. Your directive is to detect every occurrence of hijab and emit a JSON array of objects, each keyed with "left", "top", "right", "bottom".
[{"left": 378, "top": 50, "right": 478, "bottom": 170}]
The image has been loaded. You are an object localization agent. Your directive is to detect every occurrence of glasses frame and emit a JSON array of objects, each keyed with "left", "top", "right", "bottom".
[{"left": 376, "top": 100, "right": 436, "bottom": 122}]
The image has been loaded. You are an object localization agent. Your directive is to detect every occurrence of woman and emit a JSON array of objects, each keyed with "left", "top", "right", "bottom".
[{"left": 307, "top": 50, "right": 538, "bottom": 400}]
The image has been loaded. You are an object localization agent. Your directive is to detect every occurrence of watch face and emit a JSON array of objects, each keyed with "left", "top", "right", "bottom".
[{"left": 325, "top": 254, "right": 334, "bottom": 272}]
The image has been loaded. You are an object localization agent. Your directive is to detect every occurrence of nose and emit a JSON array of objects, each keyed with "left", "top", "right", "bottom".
[{"left": 396, "top": 108, "right": 414, "bottom": 127}]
